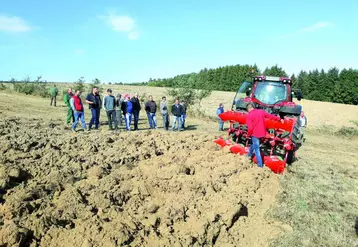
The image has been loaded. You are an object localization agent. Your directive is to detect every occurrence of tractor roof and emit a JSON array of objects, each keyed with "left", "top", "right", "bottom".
[{"left": 254, "top": 76, "right": 292, "bottom": 84}]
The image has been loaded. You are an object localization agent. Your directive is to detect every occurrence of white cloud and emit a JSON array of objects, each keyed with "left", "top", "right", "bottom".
[
  {"left": 108, "top": 15, "right": 135, "bottom": 32},
  {"left": 280, "top": 21, "right": 335, "bottom": 38},
  {"left": 100, "top": 12, "right": 140, "bottom": 40},
  {"left": 0, "top": 14, "right": 33, "bottom": 32},
  {"left": 299, "top": 22, "right": 334, "bottom": 33}
]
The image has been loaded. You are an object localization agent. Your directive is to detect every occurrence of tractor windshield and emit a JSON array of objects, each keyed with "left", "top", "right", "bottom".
[
  {"left": 254, "top": 81, "right": 287, "bottom": 105},
  {"left": 233, "top": 81, "right": 252, "bottom": 105}
]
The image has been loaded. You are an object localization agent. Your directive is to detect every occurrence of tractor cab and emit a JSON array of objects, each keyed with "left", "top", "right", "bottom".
[{"left": 232, "top": 76, "right": 302, "bottom": 114}]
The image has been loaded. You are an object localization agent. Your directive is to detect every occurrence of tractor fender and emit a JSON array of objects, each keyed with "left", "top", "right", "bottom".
[
  {"left": 235, "top": 99, "right": 248, "bottom": 110},
  {"left": 279, "top": 104, "right": 302, "bottom": 116}
]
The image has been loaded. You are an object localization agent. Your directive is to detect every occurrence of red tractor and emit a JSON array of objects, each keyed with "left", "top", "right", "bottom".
[{"left": 215, "top": 75, "right": 304, "bottom": 173}]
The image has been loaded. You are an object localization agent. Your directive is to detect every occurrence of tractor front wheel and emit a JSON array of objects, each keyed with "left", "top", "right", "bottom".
[{"left": 286, "top": 149, "right": 295, "bottom": 164}]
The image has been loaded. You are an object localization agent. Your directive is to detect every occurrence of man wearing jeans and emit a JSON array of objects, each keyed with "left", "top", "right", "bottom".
[
  {"left": 145, "top": 95, "right": 157, "bottom": 129},
  {"left": 180, "top": 100, "right": 187, "bottom": 129},
  {"left": 216, "top": 103, "right": 224, "bottom": 131},
  {"left": 70, "top": 90, "right": 87, "bottom": 132},
  {"left": 86, "top": 87, "right": 102, "bottom": 130},
  {"left": 124, "top": 95, "right": 133, "bottom": 131},
  {"left": 103, "top": 89, "right": 118, "bottom": 130},
  {"left": 130, "top": 93, "right": 141, "bottom": 131},
  {"left": 246, "top": 103, "right": 281, "bottom": 167},
  {"left": 160, "top": 96, "right": 170, "bottom": 130},
  {"left": 171, "top": 99, "right": 183, "bottom": 131}
]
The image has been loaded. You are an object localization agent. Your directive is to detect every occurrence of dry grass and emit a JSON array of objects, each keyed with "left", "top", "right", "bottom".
[{"left": 269, "top": 134, "right": 358, "bottom": 246}]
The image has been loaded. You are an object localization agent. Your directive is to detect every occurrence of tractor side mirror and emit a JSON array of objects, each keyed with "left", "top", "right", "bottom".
[
  {"left": 295, "top": 90, "right": 303, "bottom": 101},
  {"left": 246, "top": 88, "right": 252, "bottom": 97}
]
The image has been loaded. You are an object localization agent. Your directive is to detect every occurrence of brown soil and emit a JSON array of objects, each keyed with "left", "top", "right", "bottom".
[{"left": 0, "top": 116, "right": 286, "bottom": 247}]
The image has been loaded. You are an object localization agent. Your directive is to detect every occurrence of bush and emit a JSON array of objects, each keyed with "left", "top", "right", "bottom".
[
  {"left": 337, "top": 126, "right": 358, "bottom": 136},
  {"left": 0, "top": 83, "right": 6, "bottom": 91},
  {"left": 74, "top": 77, "right": 86, "bottom": 92},
  {"left": 88, "top": 78, "right": 103, "bottom": 93},
  {"left": 166, "top": 88, "right": 212, "bottom": 108}
]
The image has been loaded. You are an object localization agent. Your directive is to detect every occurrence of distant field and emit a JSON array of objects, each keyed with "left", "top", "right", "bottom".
[
  {"left": 96, "top": 85, "right": 358, "bottom": 128},
  {"left": 3, "top": 83, "right": 358, "bottom": 128}
]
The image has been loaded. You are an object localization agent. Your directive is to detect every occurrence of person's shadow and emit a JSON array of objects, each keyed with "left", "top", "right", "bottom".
[
  {"left": 185, "top": 125, "right": 198, "bottom": 131},
  {"left": 355, "top": 217, "right": 358, "bottom": 236}
]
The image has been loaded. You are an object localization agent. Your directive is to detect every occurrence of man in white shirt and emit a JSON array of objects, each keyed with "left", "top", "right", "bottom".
[{"left": 300, "top": 111, "right": 307, "bottom": 128}]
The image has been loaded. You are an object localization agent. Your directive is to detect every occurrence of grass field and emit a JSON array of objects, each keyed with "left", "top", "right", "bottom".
[{"left": 0, "top": 87, "right": 357, "bottom": 246}]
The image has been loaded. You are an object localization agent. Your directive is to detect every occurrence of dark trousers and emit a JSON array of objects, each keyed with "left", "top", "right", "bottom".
[
  {"left": 50, "top": 96, "right": 56, "bottom": 106},
  {"left": 106, "top": 110, "right": 118, "bottom": 130},
  {"left": 132, "top": 110, "right": 140, "bottom": 130},
  {"left": 162, "top": 113, "right": 169, "bottom": 130},
  {"left": 89, "top": 108, "right": 100, "bottom": 129}
]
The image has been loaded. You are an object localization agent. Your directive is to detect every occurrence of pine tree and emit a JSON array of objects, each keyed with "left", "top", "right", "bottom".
[{"left": 263, "top": 65, "right": 288, "bottom": 77}]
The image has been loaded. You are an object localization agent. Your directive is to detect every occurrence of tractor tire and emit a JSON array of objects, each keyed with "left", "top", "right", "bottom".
[
  {"left": 286, "top": 116, "right": 303, "bottom": 164},
  {"left": 291, "top": 117, "right": 302, "bottom": 148},
  {"left": 287, "top": 150, "right": 295, "bottom": 164},
  {"left": 279, "top": 105, "right": 302, "bottom": 116}
]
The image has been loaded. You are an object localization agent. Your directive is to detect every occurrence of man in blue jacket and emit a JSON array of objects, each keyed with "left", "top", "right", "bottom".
[
  {"left": 216, "top": 103, "right": 224, "bottom": 131},
  {"left": 124, "top": 94, "right": 133, "bottom": 131}
]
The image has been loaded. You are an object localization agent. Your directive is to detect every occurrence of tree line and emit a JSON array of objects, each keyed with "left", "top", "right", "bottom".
[{"left": 147, "top": 65, "right": 358, "bottom": 105}]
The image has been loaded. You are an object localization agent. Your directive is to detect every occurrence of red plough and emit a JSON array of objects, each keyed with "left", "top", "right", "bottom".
[{"left": 214, "top": 111, "right": 297, "bottom": 174}]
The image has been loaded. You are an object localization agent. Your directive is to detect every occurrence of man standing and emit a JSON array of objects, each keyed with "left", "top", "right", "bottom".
[
  {"left": 145, "top": 95, "right": 157, "bottom": 129},
  {"left": 216, "top": 103, "right": 224, "bottom": 131},
  {"left": 130, "top": 93, "right": 141, "bottom": 131},
  {"left": 123, "top": 95, "right": 133, "bottom": 131},
  {"left": 103, "top": 89, "right": 118, "bottom": 131},
  {"left": 49, "top": 84, "right": 58, "bottom": 107},
  {"left": 246, "top": 103, "right": 281, "bottom": 168},
  {"left": 115, "top": 93, "right": 123, "bottom": 126},
  {"left": 171, "top": 99, "right": 183, "bottom": 131},
  {"left": 160, "top": 96, "right": 170, "bottom": 130},
  {"left": 64, "top": 88, "right": 74, "bottom": 126},
  {"left": 299, "top": 111, "right": 307, "bottom": 128},
  {"left": 70, "top": 90, "right": 87, "bottom": 132},
  {"left": 180, "top": 100, "right": 187, "bottom": 129},
  {"left": 86, "top": 87, "right": 102, "bottom": 130}
]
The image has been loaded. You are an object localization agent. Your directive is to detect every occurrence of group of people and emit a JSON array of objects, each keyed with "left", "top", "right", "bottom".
[{"left": 62, "top": 87, "right": 188, "bottom": 132}]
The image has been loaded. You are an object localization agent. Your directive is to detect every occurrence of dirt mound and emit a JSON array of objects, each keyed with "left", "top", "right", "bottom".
[{"left": 0, "top": 118, "right": 285, "bottom": 247}]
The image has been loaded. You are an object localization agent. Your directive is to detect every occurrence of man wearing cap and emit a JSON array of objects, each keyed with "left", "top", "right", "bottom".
[
  {"left": 246, "top": 102, "right": 281, "bottom": 168},
  {"left": 103, "top": 89, "right": 118, "bottom": 131}
]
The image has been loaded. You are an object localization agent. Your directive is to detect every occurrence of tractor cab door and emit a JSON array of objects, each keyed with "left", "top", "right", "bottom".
[{"left": 232, "top": 81, "right": 252, "bottom": 110}]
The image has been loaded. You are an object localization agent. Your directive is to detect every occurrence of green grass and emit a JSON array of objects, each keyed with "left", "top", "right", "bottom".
[{"left": 269, "top": 134, "right": 358, "bottom": 247}]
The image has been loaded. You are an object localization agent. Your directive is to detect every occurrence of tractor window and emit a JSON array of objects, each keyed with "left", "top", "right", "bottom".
[
  {"left": 233, "top": 81, "right": 252, "bottom": 105},
  {"left": 254, "top": 82, "right": 287, "bottom": 105}
]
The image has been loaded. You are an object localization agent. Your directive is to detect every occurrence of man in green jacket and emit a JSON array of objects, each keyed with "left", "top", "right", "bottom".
[
  {"left": 64, "top": 88, "right": 74, "bottom": 125},
  {"left": 50, "top": 85, "right": 58, "bottom": 106}
]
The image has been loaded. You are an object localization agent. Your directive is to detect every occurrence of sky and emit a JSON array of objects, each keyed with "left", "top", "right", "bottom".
[{"left": 1, "top": 0, "right": 358, "bottom": 83}]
